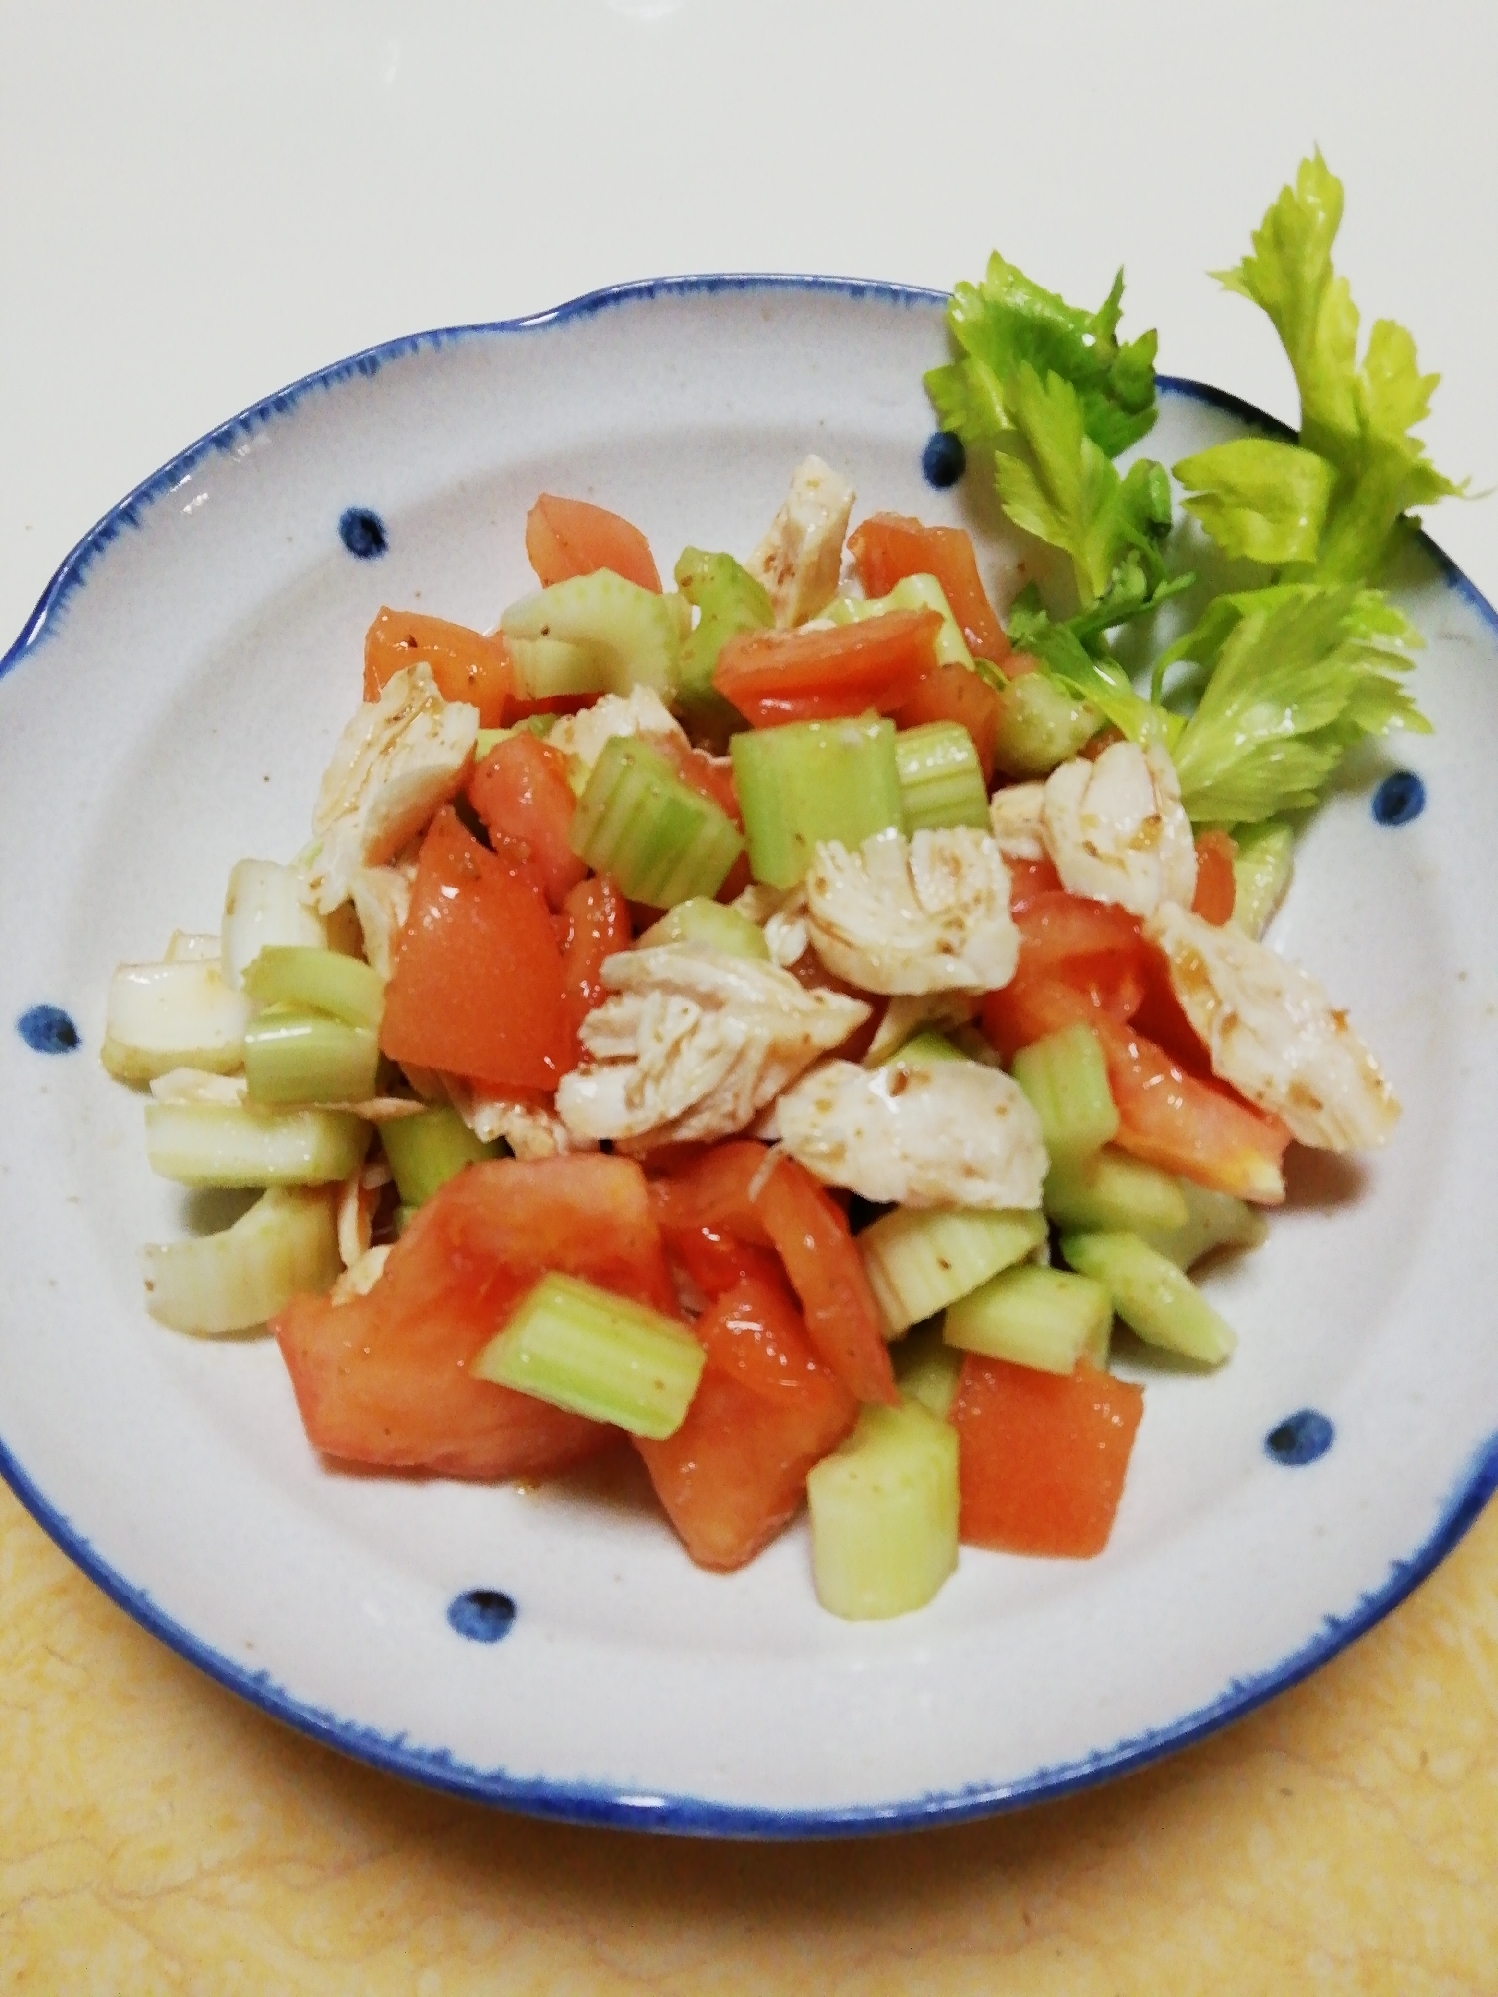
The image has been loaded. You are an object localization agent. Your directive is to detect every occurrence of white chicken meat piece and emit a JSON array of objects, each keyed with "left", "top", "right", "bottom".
[
  {"left": 988, "top": 781, "right": 1048, "bottom": 863},
  {"left": 731, "top": 882, "right": 809, "bottom": 967},
  {"left": 555, "top": 944, "right": 868, "bottom": 1148},
  {"left": 1145, "top": 901, "right": 1400, "bottom": 1151},
  {"left": 347, "top": 858, "right": 415, "bottom": 981},
  {"left": 1041, "top": 740, "right": 1197, "bottom": 918},
  {"left": 776, "top": 1054, "right": 1047, "bottom": 1209},
  {"left": 546, "top": 686, "right": 687, "bottom": 778},
  {"left": 803, "top": 827, "right": 1019, "bottom": 996},
  {"left": 309, "top": 665, "right": 477, "bottom": 915},
  {"left": 444, "top": 1078, "right": 593, "bottom": 1160},
  {"left": 746, "top": 456, "right": 855, "bottom": 627}
]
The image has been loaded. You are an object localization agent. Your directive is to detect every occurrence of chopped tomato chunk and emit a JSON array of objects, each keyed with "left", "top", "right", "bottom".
[
  {"left": 1004, "top": 852, "right": 1063, "bottom": 912},
  {"left": 647, "top": 1141, "right": 776, "bottom": 1247},
  {"left": 664, "top": 1224, "right": 786, "bottom": 1301},
  {"left": 524, "top": 493, "right": 662, "bottom": 593},
  {"left": 892, "top": 660, "right": 1003, "bottom": 787},
  {"left": 380, "top": 806, "right": 572, "bottom": 1090},
  {"left": 847, "top": 513, "right": 1010, "bottom": 666},
  {"left": 363, "top": 608, "right": 512, "bottom": 729},
  {"left": 273, "top": 1156, "right": 673, "bottom": 1480},
  {"left": 1192, "top": 829, "right": 1237, "bottom": 925},
  {"left": 467, "top": 732, "right": 587, "bottom": 911},
  {"left": 558, "top": 873, "right": 631, "bottom": 1044},
  {"left": 753, "top": 1157, "right": 898, "bottom": 1405},
  {"left": 713, "top": 610, "right": 943, "bottom": 726},
  {"left": 951, "top": 1354, "right": 1143, "bottom": 1557}
]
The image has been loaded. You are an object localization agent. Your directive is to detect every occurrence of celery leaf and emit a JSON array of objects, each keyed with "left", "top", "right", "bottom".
[{"left": 1173, "top": 437, "right": 1336, "bottom": 566}]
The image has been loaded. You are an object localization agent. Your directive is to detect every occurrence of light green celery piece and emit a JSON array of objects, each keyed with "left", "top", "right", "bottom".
[
  {"left": 506, "top": 634, "right": 613, "bottom": 700},
  {"left": 243, "top": 1008, "right": 380, "bottom": 1107},
  {"left": 636, "top": 898, "right": 770, "bottom": 961},
  {"left": 500, "top": 571, "right": 690, "bottom": 696},
  {"left": 474, "top": 726, "right": 511, "bottom": 761},
  {"left": 1060, "top": 1230, "right": 1236, "bottom": 1365},
  {"left": 221, "top": 859, "right": 326, "bottom": 990},
  {"left": 1231, "top": 819, "right": 1296, "bottom": 938},
  {"left": 879, "top": 1029, "right": 965, "bottom": 1068},
  {"left": 731, "top": 715, "right": 904, "bottom": 889},
  {"left": 1170, "top": 586, "right": 1428, "bottom": 826},
  {"left": 1216, "top": 151, "right": 1464, "bottom": 583},
  {"left": 145, "top": 1102, "right": 369, "bottom": 1187},
  {"left": 380, "top": 1107, "right": 500, "bottom": 1207},
  {"left": 1044, "top": 1146, "right": 1189, "bottom": 1236},
  {"left": 991, "top": 667, "right": 1103, "bottom": 778},
  {"left": 101, "top": 960, "right": 253, "bottom": 1083},
  {"left": 1011, "top": 1023, "right": 1119, "bottom": 1164},
  {"left": 894, "top": 1319, "right": 963, "bottom": 1419},
  {"left": 141, "top": 1186, "right": 341, "bottom": 1336},
  {"left": 944, "top": 1263, "right": 1113, "bottom": 1375},
  {"left": 1136, "top": 1178, "right": 1268, "bottom": 1272},
  {"left": 895, "top": 721, "right": 989, "bottom": 832},
  {"left": 673, "top": 546, "right": 773, "bottom": 694},
  {"left": 824, "top": 573, "right": 975, "bottom": 670},
  {"left": 570, "top": 736, "right": 744, "bottom": 907},
  {"left": 806, "top": 1401, "right": 960, "bottom": 1621},
  {"left": 471, "top": 1272, "right": 704, "bottom": 1440},
  {"left": 859, "top": 1206, "right": 1046, "bottom": 1337},
  {"left": 1173, "top": 437, "right": 1336, "bottom": 566},
  {"left": 242, "top": 946, "right": 385, "bottom": 1030}
]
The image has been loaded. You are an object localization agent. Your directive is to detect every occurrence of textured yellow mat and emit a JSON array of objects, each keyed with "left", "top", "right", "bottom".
[{"left": 3, "top": 1482, "right": 1495, "bottom": 1994}]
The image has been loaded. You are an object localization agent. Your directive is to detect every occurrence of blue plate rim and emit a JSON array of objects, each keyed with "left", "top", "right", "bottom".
[{"left": 4, "top": 271, "right": 1496, "bottom": 1837}]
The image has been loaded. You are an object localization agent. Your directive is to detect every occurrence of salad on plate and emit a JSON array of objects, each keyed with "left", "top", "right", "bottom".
[{"left": 100, "top": 153, "right": 1460, "bottom": 1623}]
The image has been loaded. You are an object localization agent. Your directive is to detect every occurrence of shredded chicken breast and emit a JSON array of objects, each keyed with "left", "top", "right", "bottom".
[
  {"left": 444, "top": 1079, "right": 591, "bottom": 1160},
  {"left": 546, "top": 686, "right": 687, "bottom": 777},
  {"left": 1041, "top": 740, "right": 1197, "bottom": 918},
  {"left": 803, "top": 827, "right": 1019, "bottom": 995},
  {"left": 746, "top": 456, "right": 855, "bottom": 627},
  {"left": 988, "top": 781, "right": 1048, "bottom": 863}
]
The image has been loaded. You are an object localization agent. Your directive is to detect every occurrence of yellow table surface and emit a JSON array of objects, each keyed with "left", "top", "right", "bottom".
[{"left": 3, "top": 1481, "right": 1495, "bottom": 1994}]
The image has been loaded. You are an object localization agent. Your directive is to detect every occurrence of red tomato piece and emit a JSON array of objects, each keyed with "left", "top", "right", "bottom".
[
  {"left": 1013, "top": 891, "right": 1147, "bottom": 982},
  {"left": 951, "top": 1354, "right": 1144, "bottom": 1558},
  {"left": 1192, "top": 829, "right": 1237, "bottom": 925},
  {"left": 380, "top": 806, "right": 572, "bottom": 1090},
  {"left": 1004, "top": 852, "right": 1063, "bottom": 913},
  {"left": 467, "top": 733, "right": 587, "bottom": 912},
  {"left": 665, "top": 1224, "right": 786, "bottom": 1302},
  {"left": 753, "top": 1157, "right": 898, "bottom": 1406},
  {"left": 891, "top": 660, "right": 1003, "bottom": 788},
  {"left": 690, "top": 1275, "right": 854, "bottom": 1426},
  {"left": 362, "top": 607, "right": 512, "bottom": 729},
  {"left": 846, "top": 513, "right": 1010, "bottom": 666},
  {"left": 647, "top": 1141, "right": 776, "bottom": 1247},
  {"left": 525, "top": 493, "right": 662, "bottom": 593},
  {"left": 713, "top": 610, "right": 943, "bottom": 726},
  {"left": 273, "top": 1156, "right": 674, "bottom": 1479},
  {"left": 558, "top": 873, "right": 631, "bottom": 1045}
]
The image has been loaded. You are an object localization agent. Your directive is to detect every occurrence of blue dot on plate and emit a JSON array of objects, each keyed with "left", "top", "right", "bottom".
[
  {"left": 1372, "top": 769, "right": 1425, "bottom": 827},
  {"left": 1265, "top": 1409, "right": 1335, "bottom": 1466},
  {"left": 446, "top": 1588, "right": 516, "bottom": 1643},
  {"left": 17, "top": 1004, "right": 80, "bottom": 1054},
  {"left": 339, "top": 506, "right": 388, "bottom": 559},
  {"left": 921, "top": 430, "right": 966, "bottom": 489}
]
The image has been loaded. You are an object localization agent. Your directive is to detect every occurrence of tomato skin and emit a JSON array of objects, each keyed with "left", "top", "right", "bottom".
[
  {"left": 380, "top": 806, "right": 572, "bottom": 1090},
  {"left": 892, "top": 660, "right": 1003, "bottom": 788},
  {"left": 273, "top": 1156, "right": 673, "bottom": 1479},
  {"left": 1012, "top": 891, "right": 1147, "bottom": 982},
  {"left": 665, "top": 1224, "right": 786, "bottom": 1301},
  {"left": 647, "top": 1141, "right": 776, "bottom": 1247},
  {"left": 524, "top": 493, "right": 662, "bottom": 593},
  {"left": 1191, "top": 829, "right": 1237, "bottom": 925},
  {"left": 1004, "top": 852, "right": 1063, "bottom": 912},
  {"left": 363, "top": 608, "right": 512, "bottom": 729},
  {"left": 713, "top": 610, "right": 943, "bottom": 726},
  {"left": 467, "top": 733, "right": 588, "bottom": 912},
  {"left": 690, "top": 1275, "right": 854, "bottom": 1424},
  {"left": 950, "top": 1354, "right": 1143, "bottom": 1558},
  {"left": 846, "top": 513, "right": 1010, "bottom": 666},
  {"left": 753, "top": 1157, "right": 898, "bottom": 1406},
  {"left": 558, "top": 873, "right": 631, "bottom": 1044}
]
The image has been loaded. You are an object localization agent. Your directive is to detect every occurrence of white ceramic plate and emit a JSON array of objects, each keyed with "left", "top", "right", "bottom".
[{"left": 3, "top": 279, "right": 1496, "bottom": 1836}]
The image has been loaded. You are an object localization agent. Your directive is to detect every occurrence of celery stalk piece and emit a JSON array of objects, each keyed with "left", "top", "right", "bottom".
[
  {"left": 1012, "top": 1023, "right": 1119, "bottom": 1164},
  {"left": 895, "top": 722, "right": 991, "bottom": 832},
  {"left": 944, "top": 1263, "right": 1113, "bottom": 1375},
  {"left": 242, "top": 1008, "right": 381, "bottom": 1106},
  {"left": 474, "top": 727, "right": 511, "bottom": 761},
  {"left": 992, "top": 673, "right": 1102, "bottom": 779},
  {"left": 731, "top": 715, "right": 905, "bottom": 889},
  {"left": 1060, "top": 1229, "right": 1236, "bottom": 1364},
  {"left": 471, "top": 1272, "right": 704, "bottom": 1439},
  {"left": 145, "top": 1102, "right": 369, "bottom": 1187},
  {"left": 241, "top": 946, "right": 385, "bottom": 1030},
  {"left": 506, "top": 634, "right": 614, "bottom": 700},
  {"left": 1043, "top": 1145, "right": 1190, "bottom": 1235},
  {"left": 806, "top": 1401, "right": 960, "bottom": 1620},
  {"left": 674, "top": 546, "right": 773, "bottom": 743},
  {"left": 875, "top": 1028, "right": 966, "bottom": 1068},
  {"left": 636, "top": 898, "right": 771, "bottom": 960},
  {"left": 380, "top": 1106, "right": 499, "bottom": 1206},
  {"left": 569, "top": 736, "right": 744, "bottom": 907},
  {"left": 500, "top": 571, "right": 690, "bottom": 697},
  {"left": 141, "top": 1186, "right": 341, "bottom": 1335},
  {"left": 221, "top": 859, "right": 326, "bottom": 990},
  {"left": 1136, "top": 1178, "right": 1268, "bottom": 1271},
  {"left": 101, "top": 961, "right": 253, "bottom": 1083},
  {"left": 823, "top": 573, "right": 976, "bottom": 669},
  {"left": 1231, "top": 819, "right": 1295, "bottom": 938},
  {"left": 894, "top": 1319, "right": 963, "bottom": 1418},
  {"left": 859, "top": 1206, "right": 1047, "bottom": 1336}
]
